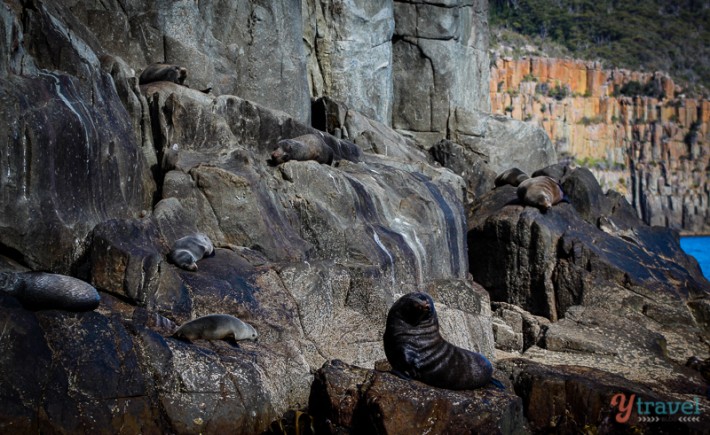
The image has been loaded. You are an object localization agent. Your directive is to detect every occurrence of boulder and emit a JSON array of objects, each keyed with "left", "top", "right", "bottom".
[
  {"left": 449, "top": 108, "right": 557, "bottom": 175},
  {"left": 501, "top": 358, "right": 707, "bottom": 434},
  {"left": 309, "top": 359, "right": 527, "bottom": 434}
]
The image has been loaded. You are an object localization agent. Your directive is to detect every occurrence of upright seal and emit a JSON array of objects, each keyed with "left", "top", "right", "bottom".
[
  {"left": 168, "top": 233, "right": 215, "bottom": 271},
  {"left": 139, "top": 63, "right": 187, "bottom": 85},
  {"left": 269, "top": 134, "right": 334, "bottom": 165},
  {"left": 173, "top": 313, "right": 258, "bottom": 343},
  {"left": 383, "top": 292, "right": 503, "bottom": 390},
  {"left": 0, "top": 271, "right": 100, "bottom": 311},
  {"left": 516, "top": 175, "right": 566, "bottom": 211}
]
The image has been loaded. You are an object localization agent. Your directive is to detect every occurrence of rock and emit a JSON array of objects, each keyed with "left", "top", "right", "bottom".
[
  {"left": 490, "top": 55, "right": 710, "bottom": 234},
  {"left": 72, "top": 0, "right": 311, "bottom": 123},
  {"left": 312, "top": 96, "right": 429, "bottom": 164},
  {"left": 0, "top": 299, "right": 162, "bottom": 433},
  {"left": 469, "top": 164, "right": 709, "bottom": 323},
  {"left": 392, "top": 0, "right": 491, "bottom": 137},
  {"left": 492, "top": 302, "right": 549, "bottom": 352},
  {"left": 429, "top": 139, "right": 497, "bottom": 208},
  {"left": 0, "top": 2, "right": 155, "bottom": 274},
  {"left": 469, "top": 161, "right": 710, "bottom": 426},
  {"left": 309, "top": 359, "right": 527, "bottom": 434},
  {"left": 303, "top": 1, "right": 394, "bottom": 123},
  {"left": 501, "top": 358, "right": 707, "bottom": 434},
  {"left": 448, "top": 108, "right": 557, "bottom": 175}
]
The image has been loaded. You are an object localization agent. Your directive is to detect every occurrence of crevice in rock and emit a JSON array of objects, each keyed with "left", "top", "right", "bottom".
[{"left": 0, "top": 242, "right": 29, "bottom": 269}]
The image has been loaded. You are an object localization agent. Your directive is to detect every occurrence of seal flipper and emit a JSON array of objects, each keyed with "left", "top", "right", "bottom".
[
  {"left": 171, "top": 333, "right": 192, "bottom": 343},
  {"left": 390, "top": 369, "right": 412, "bottom": 380},
  {"left": 490, "top": 378, "right": 505, "bottom": 389}
]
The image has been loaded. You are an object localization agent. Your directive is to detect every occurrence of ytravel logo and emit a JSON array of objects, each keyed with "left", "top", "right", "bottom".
[{"left": 610, "top": 393, "right": 702, "bottom": 423}]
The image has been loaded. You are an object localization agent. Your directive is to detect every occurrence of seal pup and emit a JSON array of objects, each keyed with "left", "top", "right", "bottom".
[
  {"left": 0, "top": 271, "right": 100, "bottom": 311},
  {"left": 495, "top": 167, "right": 529, "bottom": 188},
  {"left": 269, "top": 134, "right": 334, "bottom": 166},
  {"left": 383, "top": 292, "right": 503, "bottom": 390},
  {"left": 173, "top": 314, "right": 258, "bottom": 343},
  {"left": 168, "top": 233, "right": 215, "bottom": 271},
  {"left": 139, "top": 63, "right": 187, "bottom": 85},
  {"left": 516, "top": 175, "right": 566, "bottom": 211}
]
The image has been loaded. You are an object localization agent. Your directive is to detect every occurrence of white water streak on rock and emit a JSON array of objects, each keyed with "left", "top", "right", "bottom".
[{"left": 373, "top": 230, "right": 395, "bottom": 288}]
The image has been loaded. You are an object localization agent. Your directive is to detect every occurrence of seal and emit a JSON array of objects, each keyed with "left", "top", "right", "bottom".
[
  {"left": 383, "top": 292, "right": 503, "bottom": 390},
  {"left": 139, "top": 63, "right": 187, "bottom": 85},
  {"left": 269, "top": 134, "right": 334, "bottom": 165},
  {"left": 0, "top": 271, "right": 100, "bottom": 311},
  {"left": 168, "top": 233, "right": 215, "bottom": 271},
  {"left": 172, "top": 313, "right": 258, "bottom": 343},
  {"left": 516, "top": 175, "right": 566, "bottom": 211},
  {"left": 495, "top": 167, "right": 529, "bottom": 187}
]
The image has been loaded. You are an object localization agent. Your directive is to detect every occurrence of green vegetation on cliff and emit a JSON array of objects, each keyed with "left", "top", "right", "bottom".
[{"left": 490, "top": 0, "right": 710, "bottom": 95}]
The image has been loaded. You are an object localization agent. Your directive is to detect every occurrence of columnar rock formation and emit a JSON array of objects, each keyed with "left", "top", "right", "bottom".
[{"left": 491, "top": 56, "right": 710, "bottom": 234}]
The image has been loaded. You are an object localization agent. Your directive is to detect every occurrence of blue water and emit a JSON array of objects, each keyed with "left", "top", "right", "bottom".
[{"left": 680, "top": 236, "right": 710, "bottom": 279}]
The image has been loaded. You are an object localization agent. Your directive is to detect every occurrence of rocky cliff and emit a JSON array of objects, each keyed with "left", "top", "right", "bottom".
[
  {"left": 0, "top": 1, "right": 708, "bottom": 434},
  {"left": 491, "top": 55, "right": 710, "bottom": 234}
]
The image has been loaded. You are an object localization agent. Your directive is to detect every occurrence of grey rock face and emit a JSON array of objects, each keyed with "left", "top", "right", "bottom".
[
  {"left": 304, "top": 0, "right": 394, "bottom": 123},
  {"left": 70, "top": 0, "right": 311, "bottom": 123},
  {"left": 449, "top": 109, "right": 557, "bottom": 175},
  {"left": 0, "top": 1, "right": 154, "bottom": 273},
  {"left": 392, "top": 0, "right": 491, "bottom": 135}
]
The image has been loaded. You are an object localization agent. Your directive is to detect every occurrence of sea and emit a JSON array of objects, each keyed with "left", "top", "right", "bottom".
[{"left": 680, "top": 236, "right": 710, "bottom": 280}]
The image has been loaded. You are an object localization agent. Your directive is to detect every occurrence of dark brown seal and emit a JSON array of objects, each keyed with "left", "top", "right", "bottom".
[
  {"left": 168, "top": 233, "right": 214, "bottom": 271},
  {"left": 173, "top": 314, "right": 258, "bottom": 342},
  {"left": 269, "top": 134, "right": 334, "bottom": 165},
  {"left": 495, "top": 167, "right": 529, "bottom": 187},
  {"left": 383, "top": 292, "right": 502, "bottom": 390},
  {"left": 0, "top": 271, "right": 100, "bottom": 311},
  {"left": 516, "top": 175, "right": 565, "bottom": 211},
  {"left": 139, "top": 63, "right": 187, "bottom": 85}
]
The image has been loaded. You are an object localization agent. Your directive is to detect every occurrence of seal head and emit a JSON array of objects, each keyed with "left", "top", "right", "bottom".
[
  {"left": 168, "top": 233, "right": 215, "bottom": 271},
  {"left": 383, "top": 292, "right": 497, "bottom": 390},
  {"left": 269, "top": 134, "right": 334, "bottom": 166}
]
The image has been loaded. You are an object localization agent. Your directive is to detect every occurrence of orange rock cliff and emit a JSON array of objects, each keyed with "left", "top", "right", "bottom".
[{"left": 490, "top": 56, "right": 709, "bottom": 234}]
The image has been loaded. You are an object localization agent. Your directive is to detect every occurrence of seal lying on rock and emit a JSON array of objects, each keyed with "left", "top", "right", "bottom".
[
  {"left": 495, "top": 167, "right": 529, "bottom": 188},
  {"left": 383, "top": 292, "right": 503, "bottom": 390},
  {"left": 168, "top": 233, "right": 214, "bottom": 271},
  {"left": 516, "top": 176, "right": 566, "bottom": 211},
  {"left": 0, "top": 271, "right": 100, "bottom": 311},
  {"left": 139, "top": 63, "right": 187, "bottom": 85},
  {"left": 173, "top": 314, "right": 258, "bottom": 343},
  {"left": 269, "top": 134, "right": 334, "bottom": 165}
]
